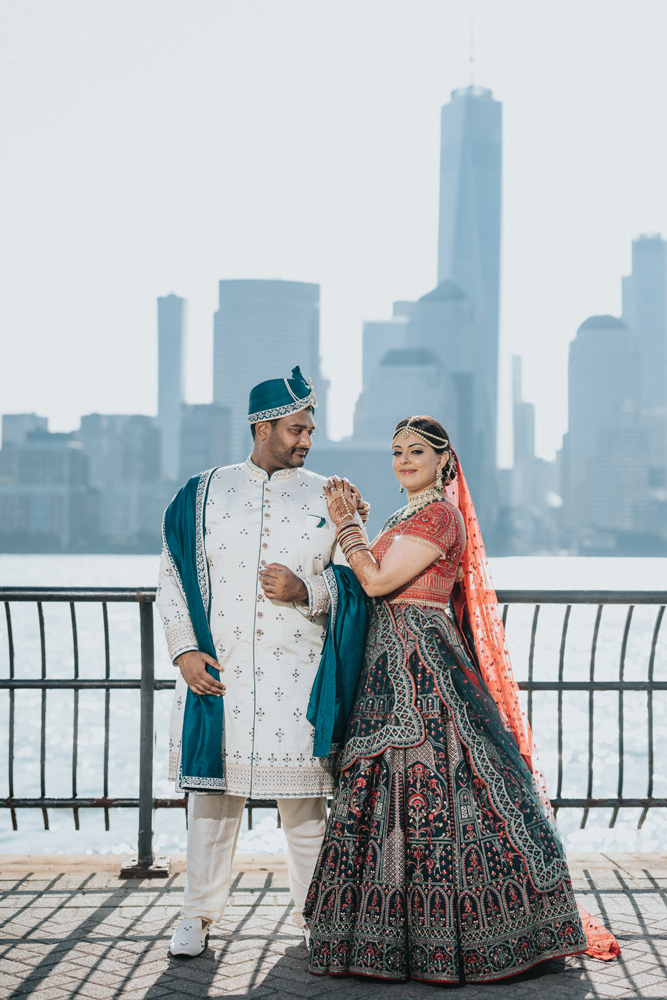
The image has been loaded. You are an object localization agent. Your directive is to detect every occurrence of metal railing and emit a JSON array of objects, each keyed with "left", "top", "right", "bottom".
[
  {"left": 497, "top": 590, "right": 667, "bottom": 829},
  {"left": 1, "top": 587, "right": 665, "bottom": 867},
  {"left": 0, "top": 587, "right": 277, "bottom": 872}
]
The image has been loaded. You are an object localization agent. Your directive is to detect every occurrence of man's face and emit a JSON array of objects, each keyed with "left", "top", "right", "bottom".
[{"left": 266, "top": 410, "right": 315, "bottom": 468}]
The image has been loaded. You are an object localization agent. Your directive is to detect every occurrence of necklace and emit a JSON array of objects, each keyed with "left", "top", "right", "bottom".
[
  {"left": 404, "top": 484, "right": 444, "bottom": 518},
  {"left": 382, "top": 483, "right": 444, "bottom": 532}
]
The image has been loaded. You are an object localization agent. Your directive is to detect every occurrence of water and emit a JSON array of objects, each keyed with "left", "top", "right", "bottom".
[{"left": 0, "top": 554, "right": 665, "bottom": 856}]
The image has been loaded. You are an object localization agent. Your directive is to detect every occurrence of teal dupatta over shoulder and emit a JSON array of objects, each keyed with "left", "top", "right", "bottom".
[
  {"left": 162, "top": 468, "right": 225, "bottom": 792},
  {"left": 163, "top": 468, "right": 368, "bottom": 793},
  {"left": 307, "top": 565, "right": 368, "bottom": 757}
]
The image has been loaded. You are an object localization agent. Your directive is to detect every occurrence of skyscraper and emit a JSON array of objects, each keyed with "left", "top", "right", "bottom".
[
  {"left": 312, "top": 83, "right": 503, "bottom": 542},
  {"left": 408, "top": 280, "right": 494, "bottom": 523},
  {"left": 180, "top": 404, "right": 231, "bottom": 482},
  {"left": 563, "top": 315, "right": 647, "bottom": 548},
  {"left": 361, "top": 304, "right": 411, "bottom": 389},
  {"left": 309, "top": 348, "right": 452, "bottom": 535},
  {"left": 213, "top": 280, "right": 326, "bottom": 462},
  {"left": 346, "top": 280, "right": 495, "bottom": 530},
  {"left": 157, "top": 294, "right": 185, "bottom": 481},
  {"left": 493, "top": 356, "right": 559, "bottom": 554},
  {"left": 0, "top": 425, "right": 98, "bottom": 551},
  {"left": 76, "top": 414, "right": 165, "bottom": 548},
  {"left": 437, "top": 85, "right": 502, "bottom": 427},
  {"left": 512, "top": 356, "right": 535, "bottom": 466},
  {"left": 362, "top": 318, "right": 409, "bottom": 390},
  {"left": 622, "top": 234, "right": 667, "bottom": 409},
  {"left": 1, "top": 413, "right": 48, "bottom": 447},
  {"left": 353, "top": 349, "right": 451, "bottom": 445}
]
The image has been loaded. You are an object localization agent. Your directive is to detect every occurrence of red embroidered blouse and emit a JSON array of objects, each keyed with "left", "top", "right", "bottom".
[{"left": 371, "top": 499, "right": 466, "bottom": 609}]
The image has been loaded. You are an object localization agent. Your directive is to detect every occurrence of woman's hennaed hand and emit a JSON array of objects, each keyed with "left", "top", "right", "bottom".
[
  {"left": 323, "top": 476, "right": 358, "bottom": 526},
  {"left": 176, "top": 650, "right": 226, "bottom": 697}
]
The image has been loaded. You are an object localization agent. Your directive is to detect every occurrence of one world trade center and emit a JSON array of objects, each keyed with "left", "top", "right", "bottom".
[{"left": 437, "top": 85, "right": 502, "bottom": 430}]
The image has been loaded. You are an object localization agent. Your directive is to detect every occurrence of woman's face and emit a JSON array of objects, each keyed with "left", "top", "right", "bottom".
[{"left": 392, "top": 433, "right": 447, "bottom": 495}]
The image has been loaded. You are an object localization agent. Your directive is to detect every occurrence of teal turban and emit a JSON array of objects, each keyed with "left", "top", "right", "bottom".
[{"left": 247, "top": 366, "right": 318, "bottom": 424}]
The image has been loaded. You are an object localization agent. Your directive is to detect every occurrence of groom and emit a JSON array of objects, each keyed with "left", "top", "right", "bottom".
[{"left": 156, "top": 366, "right": 361, "bottom": 957}]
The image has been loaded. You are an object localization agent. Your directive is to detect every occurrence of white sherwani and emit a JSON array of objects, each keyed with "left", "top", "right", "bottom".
[{"left": 156, "top": 456, "right": 350, "bottom": 800}]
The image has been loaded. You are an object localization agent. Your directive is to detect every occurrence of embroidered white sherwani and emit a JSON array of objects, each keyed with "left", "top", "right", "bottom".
[{"left": 156, "top": 456, "right": 349, "bottom": 801}]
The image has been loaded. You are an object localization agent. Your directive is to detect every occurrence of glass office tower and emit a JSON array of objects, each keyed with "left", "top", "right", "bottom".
[
  {"left": 213, "top": 279, "right": 325, "bottom": 462},
  {"left": 437, "top": 85, "right": 502, "bottom": 429}
]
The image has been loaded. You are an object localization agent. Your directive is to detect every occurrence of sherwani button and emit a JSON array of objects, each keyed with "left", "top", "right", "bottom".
[
  {"left": 262, "top": 543, "right": 268, "bottom": 549},
  {"left": 257, "top": 611, "right": 264, "bottom": 619},
  {"left": 256, "top": 629, "right": 263, "bottom": 636}
]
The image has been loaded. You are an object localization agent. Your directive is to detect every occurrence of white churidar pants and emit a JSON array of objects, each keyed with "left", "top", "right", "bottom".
[{"left": 182, "top": 793, "right": 327, "bottom": 927}]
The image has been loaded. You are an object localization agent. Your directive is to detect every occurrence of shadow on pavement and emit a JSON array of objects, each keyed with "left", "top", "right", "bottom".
[{"left": 212, "top": 949, "right": 598, "bottom": 999}]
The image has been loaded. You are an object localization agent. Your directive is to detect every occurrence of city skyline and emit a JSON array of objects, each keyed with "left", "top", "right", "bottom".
[
  {"left": 2, "top": 219, "right": 665, "bottom": 553},
  {"left": 7, "top": 223, "right": 666, "bottom": 466},
  {"left": 2, "top": 2, "right": 667, "bottom": 468}
]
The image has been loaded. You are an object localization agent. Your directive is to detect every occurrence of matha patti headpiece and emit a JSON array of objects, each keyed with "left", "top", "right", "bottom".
[{"left": 392, "top": 416, "right": 449, "bottom": 450}]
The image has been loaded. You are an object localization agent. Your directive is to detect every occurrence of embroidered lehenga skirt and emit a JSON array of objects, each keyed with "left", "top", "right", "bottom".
[{"left": 304, "top": 600, "right": 587, "bottom": 983}]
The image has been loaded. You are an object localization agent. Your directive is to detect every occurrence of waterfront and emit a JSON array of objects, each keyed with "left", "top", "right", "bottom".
[{"left": 0, "top": 554, "right": 665, "bottom": 857}]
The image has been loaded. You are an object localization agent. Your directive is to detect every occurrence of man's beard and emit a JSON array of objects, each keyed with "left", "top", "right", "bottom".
[{"left": 268, "top": 438, "right": 308, "bottom": 469}]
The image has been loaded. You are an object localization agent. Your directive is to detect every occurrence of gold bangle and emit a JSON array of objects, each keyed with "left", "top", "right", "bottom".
[
  {"left": 338, "top": 525, "right": 363, "bottom": 543},
  {"left": 342, "top": 543, "right": 370, "bottom": 562},
  {"left": 339, "top": 529, "right": 366, "bottom": 550},
  {"left": 344, "top": 541, "right": 369, "bottom": 555},
  {"left": 336, "top": 520, "right": 359, "bottom": 537}
]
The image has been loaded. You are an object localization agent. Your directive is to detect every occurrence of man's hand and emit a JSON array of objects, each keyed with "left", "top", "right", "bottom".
[
  {"left": 259, "top": 563, "right": 308, "bottom": 603},
  {"left": 176, "top": 650, "right": 226, "bottom": 697}
]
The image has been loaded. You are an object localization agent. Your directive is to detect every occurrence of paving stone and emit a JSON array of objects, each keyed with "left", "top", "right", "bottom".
[
  {"left": 634, "top": 985, "right": 667, "bottom": 999},
  {"left": 623, "top": 970, "right": 667, "bottom": 987},
  {"left": 74, "top": 983, "right": 119, "bottom": 999},
  {"left": 164, "top": 980, "right": 220, "bottom": 997},
  {"left": 591, "top": 985, "right": 640, "bottom": 998},
  {"left": 122, "top": 990, "right": 174, "bottom": 1000},
  {"left": 18, "top": 989, "right": 73, "bottom": 1000},
  {"left": 33, "top": 975, "right": 82, "bottom": 991},
  {"left": 0, "top": 959, "right": 35, "bottom": 980}
]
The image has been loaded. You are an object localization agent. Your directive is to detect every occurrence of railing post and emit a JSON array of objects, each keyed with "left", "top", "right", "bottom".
[
  {"left": 138, "top": 601, "right": 155, "bottom": 867},
  {"left": 120, "top": 599, "right": 169, "bottom": 878}
]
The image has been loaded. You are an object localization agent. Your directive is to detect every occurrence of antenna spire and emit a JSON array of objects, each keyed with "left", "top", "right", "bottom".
[{"left": 469, "top": 0, "right": 475, "bottom": 85}]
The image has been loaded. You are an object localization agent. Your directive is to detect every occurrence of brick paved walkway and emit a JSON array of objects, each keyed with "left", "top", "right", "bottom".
[{"left": 0, "top": 853, "right": 664, "bottom": 999}]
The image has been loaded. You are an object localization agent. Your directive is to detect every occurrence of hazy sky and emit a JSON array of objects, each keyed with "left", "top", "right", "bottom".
[{"left": 2, "top": 1, "right": 667, "bottom": 465}]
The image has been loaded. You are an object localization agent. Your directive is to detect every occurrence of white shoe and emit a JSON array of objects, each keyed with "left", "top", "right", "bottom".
[
  {"left": 169, "top": 918, "right": 209, "bottom": 957},
  {"left": 303, "top": 926, "right": 311, "bottom": 948}
]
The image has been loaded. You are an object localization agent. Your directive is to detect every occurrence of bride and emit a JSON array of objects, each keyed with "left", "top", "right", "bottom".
[{"left": 303, "top": 415, "right": 591, "bottom": 984}]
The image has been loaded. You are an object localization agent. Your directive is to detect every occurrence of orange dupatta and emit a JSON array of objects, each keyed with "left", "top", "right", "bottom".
[{"left": 445, "top": 460, "right": 619, "bottom": 962}]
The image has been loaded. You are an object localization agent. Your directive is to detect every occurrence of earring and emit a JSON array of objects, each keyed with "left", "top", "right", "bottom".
[
  {"left": 436, "top": 468, "right": 443, "bottom": 490},
  {"left": 400, "top": 485, "right": 405, "bottom": 493}
]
